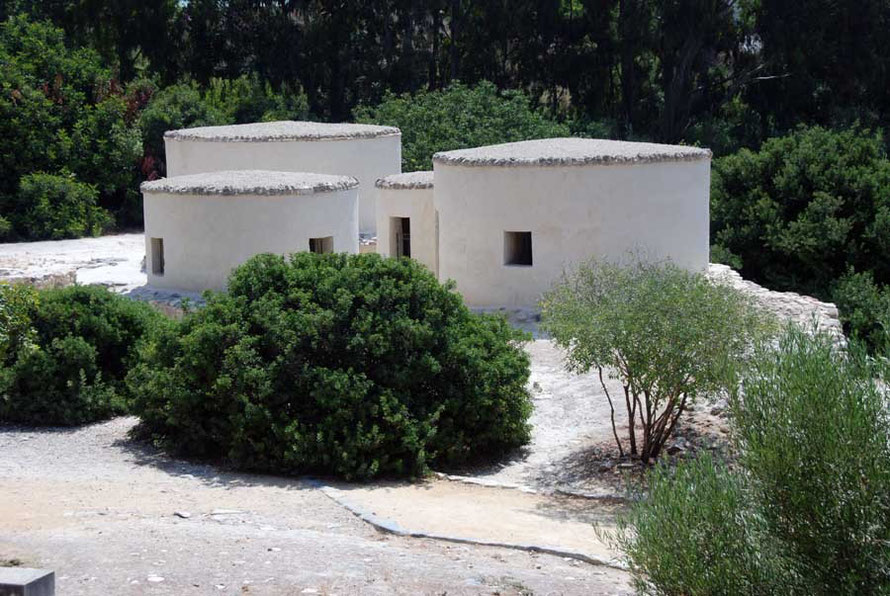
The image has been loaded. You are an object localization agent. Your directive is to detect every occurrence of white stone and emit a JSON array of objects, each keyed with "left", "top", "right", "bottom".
[
  {"left": 375, "top": 170, "right": 434, "bottom": 190},
  {"left": 432, "top": 137, "right": 710, "bottom": 167},
  {"left": 140, "top": 170, "right": 357, "bottom": 196},
  {"left": 164, "top": 121, "right": 401, "bottom": 233}
]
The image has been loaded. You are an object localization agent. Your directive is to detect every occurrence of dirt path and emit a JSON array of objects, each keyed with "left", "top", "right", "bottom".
[{"left": 0, "top": 417, "right": 631, "bottom": 595}]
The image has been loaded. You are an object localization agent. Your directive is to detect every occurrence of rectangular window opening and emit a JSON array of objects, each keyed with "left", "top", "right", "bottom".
[
  {"left": 150, "top": 237, "right": 165, "bottom": 275},
  {"left": 504, "top": 231, "right": 533, "bottom": 266},
  {"left": 309, "top": 236, "right": 334, "bottom": 254},
  {"left": 390, "top": 217, "right": 411, "bottom": 258}
]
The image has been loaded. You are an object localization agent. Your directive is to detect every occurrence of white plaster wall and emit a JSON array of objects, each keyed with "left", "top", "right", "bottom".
[
  {"left": 376, "top": 186, "right": 438, "bottom": 276},
  {"left": 433, "top": 160, "right": 711, "bottom": 308},
  {"left": 165, "top": 136, "right": 401, "bottom": 233},
  {"left": 143, "top": 189, "right": 359, "bottom": 291}
]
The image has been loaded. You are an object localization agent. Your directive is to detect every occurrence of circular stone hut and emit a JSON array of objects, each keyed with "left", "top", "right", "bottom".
[
  {"left": 164, "top": 121, "right": 401, "bottom": 233},
  {"left": 375, "top": 171, "right": 437, "bottom": 276},
  {"left": 432, "top": 138, "right": 711, "bottom": 308},
  {"left": 141, "top": 170, "right": 359, "bottom": 291}
]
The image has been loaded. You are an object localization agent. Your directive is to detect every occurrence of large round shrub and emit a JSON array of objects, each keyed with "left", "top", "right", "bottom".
[
  {"left": 129, "top": 253, "right": 532, "bottom": 479},
  {"left": 0, "top": 284, "right": 164, "bottom": 425}
]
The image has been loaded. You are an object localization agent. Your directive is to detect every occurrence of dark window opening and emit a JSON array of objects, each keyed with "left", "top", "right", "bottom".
[
  {"left": 504, "top": 231, "right": 532, "bottom": 266},
  {"left": 309, "top": 236, "right": 334, "bottom": 254},
  {"left": 391, "top": 217, "right": 411, "bottom": 258},
  {"left": 150, "top": 237, "right": 165, "bottom": 275}
]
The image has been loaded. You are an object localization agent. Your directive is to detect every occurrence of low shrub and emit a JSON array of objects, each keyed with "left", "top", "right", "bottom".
[
  {"left": 832, "top": 269, "right": 890, "bottom": 353},
  {"left": 541, "top": 257, "right": 771, "bottom": 462},
  {"left": 733, "top": 327, "right": 890, "bottom": 593},
  {"left": 617, "top": 327, "right": 890, "bottom": 594},
  {"left": 0, "top": 284, "right": 163, "bottom": 425},
  {"left": 11, "top": 173, "right": 112, "bottom": 240},
  {"left": 129, "top": 252, "right": 532, "bottom": 480},
  {"left": 615, "top": 454, "right": 792, "bottom": 595}
]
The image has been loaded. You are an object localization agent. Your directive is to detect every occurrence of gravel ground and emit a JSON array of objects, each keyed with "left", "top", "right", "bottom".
[{"left": 0, "top": 418, "right": 631, "bottom": 595}]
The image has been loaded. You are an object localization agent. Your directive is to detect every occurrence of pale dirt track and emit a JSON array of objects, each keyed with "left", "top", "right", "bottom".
[{"left": 0, "top": 417, "right": 631, "bottom": 595}]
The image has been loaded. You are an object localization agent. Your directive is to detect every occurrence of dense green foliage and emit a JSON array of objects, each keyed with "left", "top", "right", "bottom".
[
  {"left": 12, "top": 0, "right": 890, "bottom": 146},
  {"left": 541, "top": 258, "right": 770, "bottom": 462},
  {"left": 0, "top": 15, "right": 139, "bottom": 235},
  {"left": 0, "top": 284, "right": 163, "bottom": 426},
  {"left": 711, "top": 126, "right": 890, "bottom": 349},
  {"left": 616, "top": 454, "right": 792, "bottom": 595},
  {"left": 129, "top": 253, "right": 532, "bottom": 480},
  {"left": 138, "top": 76, "right": 310, "bottom": 177},
  {"left": 356, "top": 82, "right": 570, "bottom": 171},
  {"left": 11, "top": 173, "right": 111, "bottom": 240},
  {"left": 618, "top": 327, "right": 890, "bottom": 594}
]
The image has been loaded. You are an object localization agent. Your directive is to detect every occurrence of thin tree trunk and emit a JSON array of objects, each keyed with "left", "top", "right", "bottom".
[
  {"left": 623, "top": 384, "right": 637, "bottom": 456},
  {"left": 598, "top": 366, "right": 624, "bottom": 458}
]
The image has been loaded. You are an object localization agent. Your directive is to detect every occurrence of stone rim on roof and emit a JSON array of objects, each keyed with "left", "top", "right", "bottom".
[
  {"left": 140, "top": 170, "right": 359, "bottom": 196},
  {"left": 432, "top": 138, "right": 711, "bottom": 167},
  {"left": 375, "top": 171, "right": 434, "bottom": 190},
  {"left": 164, "top": 120, "right": 401, "bottom": 142}
]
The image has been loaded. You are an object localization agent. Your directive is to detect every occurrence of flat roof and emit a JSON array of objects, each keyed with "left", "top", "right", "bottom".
[
  {"left": 375, "top": 171, "right": 434, "bottom": 190},
  {"left": 432, "top": 138, "right": 711, "bottom": 167},
  {"left": 140, "top": 170, "right": 359, "bottom": 196},
  {"left": 164, "top": 120, "right": 401, "bottom": 142}
]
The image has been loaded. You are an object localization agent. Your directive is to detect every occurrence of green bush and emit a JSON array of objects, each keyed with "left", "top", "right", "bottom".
[
  {"left": 832, "top": 269, "right": 890, "bottom": 353},
  {"left": 711, "top": 126, "right": 890, "bottom": 294},
  {"left": 68, "top": 95, "right": 142, "bottom": 225},
  {"left": 0, "top": 15, "right": 141, "bottom": 234},
  {"left": 541, "top": 257, "right": 771, "bottom": 462},
  {"left": 733, "top": 328, "right": 890, "bottom": 592},
  {"left": 615, "top": 454, "right": 792, "bottom": 595},
  {"left": 11, "top": 173, "right": 112, "bottom": 240},
  {"left": 138, "top": 76, "right": 310, "bottom": 177},
  {"left": 203, "top": 74, "right": 309, "bottom": 125},
  {"left": 0, "top": 284, "right": 163, "bottom": 425},
  {"left": 355, "top": 81, "right": 571, "bottom": 171},
  {"left": 0, "top": 282, "right": 37, "bottom": 362},
  {"left": 618, "top": 327, "right": 890, "bottom": 594},
  {"left": 137, "top": 81, "right": 226, "bottom": 176},
  {"left": 129, "top": 252, "right": 532, "bottom": 480}
]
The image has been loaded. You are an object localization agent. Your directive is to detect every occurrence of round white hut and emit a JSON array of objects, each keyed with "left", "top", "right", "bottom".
[
  {"left": 375, "top": 171, "right": 437, "bottom": 276},
  {"left": 432, "top": 138, "right": 711, "bottom": 308},
  {"left": 141, "top": 170, "right": 359, "bottom": 291},
  {"left": 164, "top": 121, "right": 401, "bottom": 233}
]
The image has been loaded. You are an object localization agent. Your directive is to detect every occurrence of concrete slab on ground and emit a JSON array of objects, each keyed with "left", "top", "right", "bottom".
[{"left": 323, "top": 479, "right": 623, "bottom": 567}]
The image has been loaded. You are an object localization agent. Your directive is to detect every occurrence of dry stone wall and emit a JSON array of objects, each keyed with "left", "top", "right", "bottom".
[{"left": 707, "top": 263, "right": 845, "bottom": 344}]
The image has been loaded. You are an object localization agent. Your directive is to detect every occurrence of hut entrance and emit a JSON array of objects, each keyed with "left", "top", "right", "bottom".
[
  {"left": 391, "top": 217, "right": 411, "bottom": 258},
  {"left": 150, "top": 237, "right": 165, "bottom": 275}
]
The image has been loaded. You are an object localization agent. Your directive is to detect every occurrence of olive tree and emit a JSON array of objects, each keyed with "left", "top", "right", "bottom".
[{"left": 541, "top": 258, "right": 771, "bottom": 462}]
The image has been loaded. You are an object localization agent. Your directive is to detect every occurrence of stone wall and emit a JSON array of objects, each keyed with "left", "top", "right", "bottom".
[{"left": 707, "top": 263, "right": 845, "bottom": 344}]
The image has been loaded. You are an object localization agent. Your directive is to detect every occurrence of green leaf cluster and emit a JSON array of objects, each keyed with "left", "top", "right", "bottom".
[
  {"left": 355, "top": 82, "right": 570, "bottom": 171},
  {"left": 541, "top": 257, "right": 771, "bottom": 462},
  {"left": 0, "top": 284, "right": 163, "bottom": 425},
  {"left": 128, "top": 252, "right": 532, "bottom": 480},
  {"left": 618, "top": 327, "right": 890, "bottom": 594}
]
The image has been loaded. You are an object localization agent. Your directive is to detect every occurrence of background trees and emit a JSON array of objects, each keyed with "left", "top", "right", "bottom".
[{"left": 4, "top": 1, "right": 890, "bottom": 343}]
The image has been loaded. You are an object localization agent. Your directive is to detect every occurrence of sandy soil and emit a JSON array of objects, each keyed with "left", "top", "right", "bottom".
[{"left": 0, "top": 418, "right": 631, "bottom": 595}]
